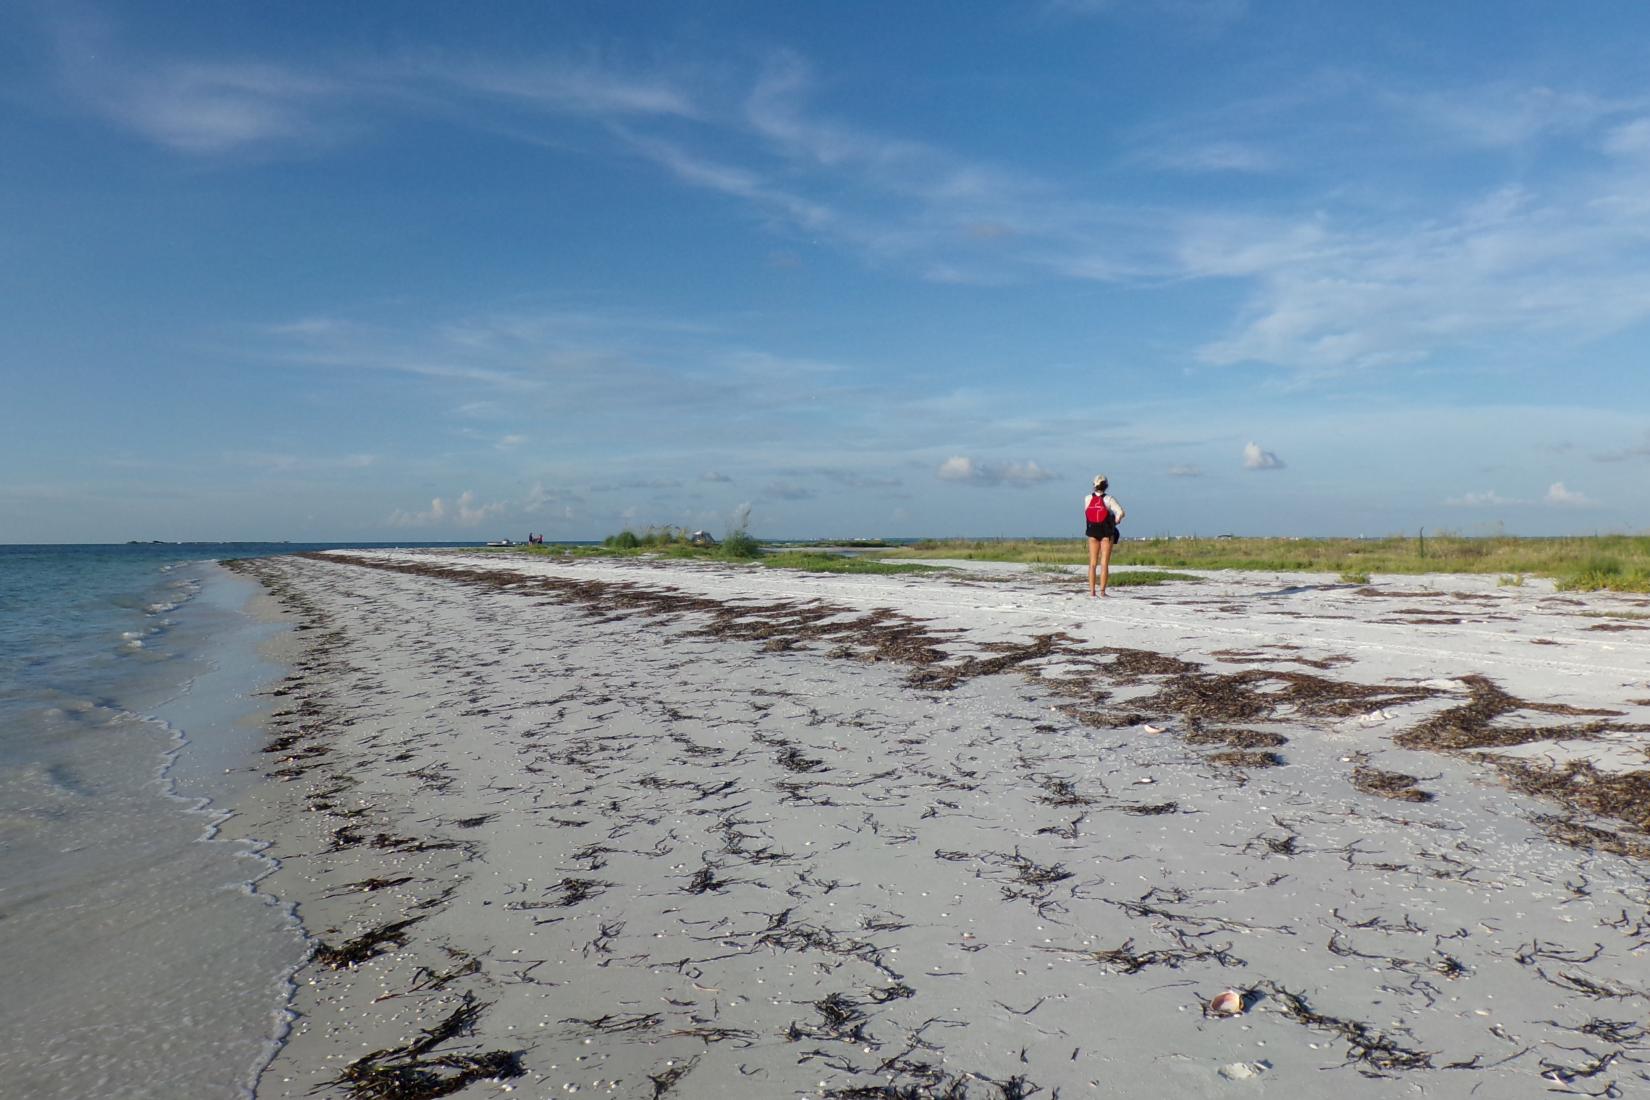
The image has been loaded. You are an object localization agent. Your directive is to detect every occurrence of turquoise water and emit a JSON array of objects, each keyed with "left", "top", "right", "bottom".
[{"left": 0, "top": 543, "right": 469, "bottom": 1097}]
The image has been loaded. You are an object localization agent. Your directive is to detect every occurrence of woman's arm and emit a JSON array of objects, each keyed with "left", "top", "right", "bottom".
[{"left": 1107, "top": 495, "right": 1125, "bottom": 522}]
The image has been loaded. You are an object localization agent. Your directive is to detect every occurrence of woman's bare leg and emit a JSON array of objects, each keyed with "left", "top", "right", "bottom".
[
  {"left": 1087, "top": 537, "right": 1100, "bottom": 597},
  {"left": 1098, "top": 536, "right": 1114, "bottom": 596}
]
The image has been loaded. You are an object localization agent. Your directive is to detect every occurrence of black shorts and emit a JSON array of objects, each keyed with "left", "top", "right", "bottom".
[{"left": 1086, "top": 521, "right": 1119, "bottom": 542}]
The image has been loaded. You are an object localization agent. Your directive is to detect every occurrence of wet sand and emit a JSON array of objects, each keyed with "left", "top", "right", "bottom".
[{"left": 232, "top": 548, "right": 1650, "bottom": 1098}]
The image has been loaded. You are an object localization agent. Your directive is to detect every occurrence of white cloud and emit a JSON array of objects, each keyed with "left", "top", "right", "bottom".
[
  {"left": 701, "top": 471, "right": 733, "bottom": 483},
  {"left": 1241, "top": 442, "right": 1284, "bottom": 470},
  {"left": 388, "top": 489, "right": 507, "bottom": 527},
  {"left": 1545, "top": 481, "right": 1596, "bottom": 507},
  {"left": 937, "top": 456, "right": 1057, "bottom": 487},
  {"left": 1443, "top": 482, "right": 1595, "bottom": 510},
  {"left": 1166, "top": 463, "right": 1203, "bottom": 477},
  {"left": 496, "top": 434, "right": 527, "bottom": 449}
]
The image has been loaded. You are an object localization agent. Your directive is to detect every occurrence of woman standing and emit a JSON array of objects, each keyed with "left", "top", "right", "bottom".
[{"left": 1084, "top": 475, "right": 1125, "bottom": 597}]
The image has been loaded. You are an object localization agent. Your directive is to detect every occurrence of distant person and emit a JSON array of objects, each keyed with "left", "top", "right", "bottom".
[{"left": 1084, "top": 475, "right": 1124, "bottom": 597}]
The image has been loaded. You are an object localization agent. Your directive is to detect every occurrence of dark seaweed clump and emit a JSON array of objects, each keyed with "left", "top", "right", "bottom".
[{"left": 326, "top": 994, "right": 524, "bottom": 1099}]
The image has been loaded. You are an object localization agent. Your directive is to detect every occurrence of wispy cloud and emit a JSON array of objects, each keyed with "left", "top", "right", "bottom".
[
  {"left": 224, "top": 450, "right": 378, "bottom": 473},
  {"left": 1592, "top": 432, "right": 1650, "bottom": 462},
  {"left": 46, "top": 11, "right": 344, "bottom": 155},
  {"left": 762, "top": 481, "right": 816, "bottom": 501},
  {"left": 588, "top": 478, "right": 684, "bottom": 492},
  {"left": 1166, "top": 463, "right": 1203, "bottom": 477},
  {"left": 45, "top": 12, "right": 1650, "bottom": 387},
  {"left": 1045, "top": 0, "right": 1250, "bottom": 28},
  {"left": 1386, "top": 84, "right": 1639, "bottom": 150},
  {"left": 522, "top": 483, "right": 585, "bottom": 521},
  {"left": 424, "top": 58, "right": 698, "bottom": 120},
  {"left": 1193, "top": 175, "right": 1650, "bottom": 375},
  {"left": 1138, "top": 140, "right": 1277, "bottom": 174},
  {"left": 936, "top": 456, "right": 1057, "bottom": 487},
  {"left": 1242, "top": 442, "right": 1284, "bottom": 470},
  {"left": 1445, "top": 489, "right": 1520, "bottom": 507}
]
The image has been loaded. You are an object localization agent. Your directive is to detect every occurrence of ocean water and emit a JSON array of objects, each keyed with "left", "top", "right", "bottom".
[{"left": 0, "top": 543, "right": 469, "bottom": 1098}]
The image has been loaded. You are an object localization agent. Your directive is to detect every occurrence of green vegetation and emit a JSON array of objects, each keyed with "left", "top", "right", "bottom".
[
  {"left": 504, "top": 539, "right": 934, "bottom": 575},
  {"left": 718, "top": 504, "right": 762, "bottom": 561},
  {"left": 880, "top": 534, "right": 1650, "bottom": 592},
  {"left": 1338, "top": 570, "right": 1371, "bottom": 585},
  {"left": 602, "top": 526, "right": 691, "bottom": 551},
  {"left": 756, "top": 552, "right": 941, "bottom": 575},
  {"left": 1105, "top": 570, "right": 1199, "bottom": 587},
  {"left": 770, "top": 539, "right": 892, "bottom": 549},
  {"left": 719, "top": 529, "right": 762, "bottom": 560}
]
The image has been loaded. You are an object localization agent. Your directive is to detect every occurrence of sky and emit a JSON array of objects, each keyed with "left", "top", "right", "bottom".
[{"left": 2, "top": 0, "right": 1648, "bottom": 542}]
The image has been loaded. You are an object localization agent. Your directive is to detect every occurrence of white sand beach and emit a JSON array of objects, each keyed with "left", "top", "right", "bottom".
[{"left": 232, "top": 548, "right": 1650, "bottom": 1098}]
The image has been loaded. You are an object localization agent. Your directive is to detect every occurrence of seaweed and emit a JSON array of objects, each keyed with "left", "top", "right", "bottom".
[
  {"left": 1182, "top": 727, "right": 1288, "bottom": 749},
  {"left": 326, "top": 993, "right": 524, "bottom": 1100},
  {"left": 648, "top": 1055, "right": 701, "bottom": 1098},
  {"left": 1206, "top": 749, "right": 1285, "bottom": 769},
  {"left": 1040, "top": 936, "right": 1242, "bottom": 973},
  {"left": 1121, "top": 801, "right": 1180, "bottom": 816},
  {"left": 1395, "top": 675, "right": 1626, "bottom": 753},
  {"left": 785, "top": 992, "right": 873, "bottom": 1045},
  {"left": 1493, "top": 760, "right": 1650, "bottom": 834},
  {"left": 564, "top": 1011, "right": 662, "bottom": 1033},
  {"left": 1257, "top": 980, "right": 1433, "bottom": 1074},
  {"left": 1351, "top": 766, "right": 1434, "bottom": 803},
  {"left": 314, "top": 917, "right": 424, "bottom": 969}
]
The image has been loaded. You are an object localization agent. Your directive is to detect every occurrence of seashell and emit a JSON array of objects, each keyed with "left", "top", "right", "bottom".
[
  {"left": 1142, "top": 724, "right": 1166, "bottom": 735},
  {"left": 1208, "top": 990, "right": 1245, "bottom": 1016}
]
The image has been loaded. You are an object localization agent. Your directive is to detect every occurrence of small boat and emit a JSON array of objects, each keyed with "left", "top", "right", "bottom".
[{"left": 486, "top": 539, "right": 516, "bottom": 548}]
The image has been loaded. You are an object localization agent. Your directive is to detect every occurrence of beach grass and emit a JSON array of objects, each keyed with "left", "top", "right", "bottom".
[{"left": 879, "top": 534, "right": 1650, "bottom": 592}]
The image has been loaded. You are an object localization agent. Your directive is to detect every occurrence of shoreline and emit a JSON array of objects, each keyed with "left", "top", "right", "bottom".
[
  {"left": 0, "top": 559, "right": 309, "bottom": 1100},
  {"left": 236, "top": 548, "right": 1650, "bottom": 1097}
]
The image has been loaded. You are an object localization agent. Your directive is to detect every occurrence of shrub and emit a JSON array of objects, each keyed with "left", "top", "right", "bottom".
[
  {"left": 719, "top": 529, "right": 761, "bottom": 560},
  {"left": 604, "top": 530, "right": 641, "bottom": 549},
  {"left": 717, "top": 504, "right": 762, "bottom": 560},
  {"left": 1339, "top": 570, "right": 1371, "bottom": 585}
]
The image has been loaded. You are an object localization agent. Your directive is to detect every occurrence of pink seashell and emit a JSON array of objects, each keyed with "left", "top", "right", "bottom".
[{"left": 1209, "top": 990, "right": 1244, "bottom": 1016}]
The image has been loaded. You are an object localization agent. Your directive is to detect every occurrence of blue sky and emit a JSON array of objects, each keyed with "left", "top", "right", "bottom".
[{"left": 3, "top": 0, "right": 1648, "bottom": 542}]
